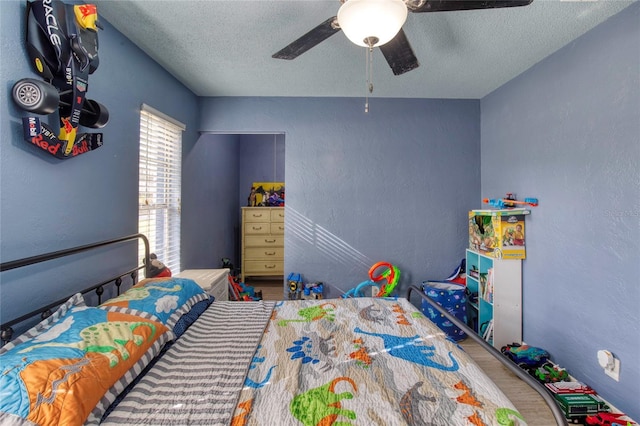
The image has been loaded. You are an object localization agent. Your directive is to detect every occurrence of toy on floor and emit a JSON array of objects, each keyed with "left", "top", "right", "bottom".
[
  {"left": 552, "top": 392, "right": 609, "bottom": 423},
  {"left": 227, "top": 274, "right": 262, "bottom": 301},
  {"left": 585, "top": 412, "right": 637, "bottom": 426},
  {"left": 342, "top": 262, "right": 400, "bottom": 298},
  {"left": 303, "top": 281, "right": 324, "bottom": 299},
  {"left": 483, "top": 193, "right": 538, "bottom": 209},
  {"left": 288, "top": 272, "right": 303, "bottom": 300}
]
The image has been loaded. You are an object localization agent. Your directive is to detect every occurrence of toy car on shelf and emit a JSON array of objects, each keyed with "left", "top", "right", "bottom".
[
  {"left": 585, "top": 412, "right": 637, "bottom": 426},
  {"left": 11, "top": 0, "right": 108, "bottom": 159},
  {"left": 500, "top": 342, "right": 550, "bottom": 370},
  {"left": 534, "top": 361, "right": 570, "bottom": 383}
]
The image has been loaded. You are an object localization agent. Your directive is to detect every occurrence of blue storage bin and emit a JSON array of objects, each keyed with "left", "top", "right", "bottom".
[{"left": 421, "top": 281, "right": 468, "bottom": 341}]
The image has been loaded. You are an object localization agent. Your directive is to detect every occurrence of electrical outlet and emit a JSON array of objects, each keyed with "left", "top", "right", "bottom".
[{"left": 597, "top": 350, "right": 620, "bottom": 381}]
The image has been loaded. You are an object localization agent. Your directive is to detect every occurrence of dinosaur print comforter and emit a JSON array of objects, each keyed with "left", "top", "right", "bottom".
[
  {"left": 104, "top": 298, "right": 526, "bottom": 425},
  {"left": 233, "top": 297, "right": 525, "bottom": 426}
]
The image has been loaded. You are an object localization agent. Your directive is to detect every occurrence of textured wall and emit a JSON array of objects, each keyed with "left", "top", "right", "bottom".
[
  {"left": 238, "top": 133, "right": 286, "bottom": 210},
  {"left": 182, "top": 133, "right": 239, "bottom": 269},
  {"left": 481, "top": 3, "right": 639, "bottom": 419},
  {"left": 200, "top": 97, "right": 481, "bottom": 298},
  {"left": 0, "top": 0, "right": 198, "bottom": 320}
]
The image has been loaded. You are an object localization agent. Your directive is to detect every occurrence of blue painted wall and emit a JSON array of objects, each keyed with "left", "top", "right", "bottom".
[
  {"left": 481, "top": 3, "right": 639, "bottom": 419},
  {"left": 238, "top": 133, "right": 285, "bottom": 211},
  {"left": 0, "top": 0, "right": 199, "bottom": 319},
  {"left": 182, "top": 133, "right": 239, "bottom": 269},
  {"left": 199, "top": 97, "right": 481, "bottom": 297},
  {"left": 1, "top": 0, "right": 637, "bottom": 418}
]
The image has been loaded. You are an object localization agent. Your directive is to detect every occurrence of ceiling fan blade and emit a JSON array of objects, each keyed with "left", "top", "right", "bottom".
[
  {"left": 408, "top": 0, "right": 533, "bottom": 13},
  {"left": 272, "top": 17, "right": 341, "bottom": 60},
  {"left": 379, "top": 29, "right": 419, "bottom": 76}
]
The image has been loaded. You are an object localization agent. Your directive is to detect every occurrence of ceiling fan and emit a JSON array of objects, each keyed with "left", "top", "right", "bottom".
[{"left": 273, "top": 0, "right": 534, "bottom": 76}]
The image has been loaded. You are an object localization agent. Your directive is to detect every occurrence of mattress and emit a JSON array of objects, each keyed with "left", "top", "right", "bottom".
[
  {"left": 175, "top": 268, "right": 229, "bottom": 301},
  {"left": 102, "top": 297, "right": 526, "bottom": 425}
]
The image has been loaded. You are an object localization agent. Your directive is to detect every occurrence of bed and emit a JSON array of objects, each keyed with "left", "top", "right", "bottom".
[{"left": 0, "top": 234, "right": 565, "bottom": 425}]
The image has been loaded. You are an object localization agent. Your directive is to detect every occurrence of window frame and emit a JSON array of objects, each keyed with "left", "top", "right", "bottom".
[{"left": 138, "top": 104, "right": 185, "bottom": 275}]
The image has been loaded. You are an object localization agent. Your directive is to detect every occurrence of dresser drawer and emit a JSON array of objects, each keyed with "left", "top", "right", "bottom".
[
  {"left": 270, "top": 223, "right": 285, "bottom": 234},
  {"left": 245, "top": 247, "right": 284, "bottom": 260},
  {"left": 244, "top": 261, "right": 283, "bottom": 275},
  {"left": 241, "top": 206, "right": 285, "bottom": 281},
  {"left": 244, "top": 222, "right": 270, "bottom": 235},
  {"left": 244, "top": 235, "right": 284, "bottom": 247},
  {"left": 270, "top": 209, "right": 285, "bottom": 222},
  {"left": 244, "top": 208, "right": 271, "bottom": 222}
]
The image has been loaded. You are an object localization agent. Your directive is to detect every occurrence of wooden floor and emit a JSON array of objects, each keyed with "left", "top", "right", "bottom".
[
  {"left": 244, "top": 277, "right": 285, "bottom": 300},
  {"left": 244, "top": 279, "right": 559, "bottom": 425}
]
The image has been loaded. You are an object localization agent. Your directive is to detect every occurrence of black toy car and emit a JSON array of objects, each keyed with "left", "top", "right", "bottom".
[{"left": 11, "top": 0, "right": 108, "bottom": 159}]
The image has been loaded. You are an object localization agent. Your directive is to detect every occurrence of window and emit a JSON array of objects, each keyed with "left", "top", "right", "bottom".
[{"left": 138, "top": 104, "right": 185, "bottom": 274}]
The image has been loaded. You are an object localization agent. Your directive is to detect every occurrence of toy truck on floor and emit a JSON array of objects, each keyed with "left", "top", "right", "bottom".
[{"left": 553, "top": 392, "right": 609, "bottom": 423}]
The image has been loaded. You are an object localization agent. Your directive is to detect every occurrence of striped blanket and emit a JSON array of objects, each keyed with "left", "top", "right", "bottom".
[
  {"left": 101, "top": 301, "right": 275, "bottom": 425},
  {"left": 103, "top": 298, "right": 525, "bottom": 426}
]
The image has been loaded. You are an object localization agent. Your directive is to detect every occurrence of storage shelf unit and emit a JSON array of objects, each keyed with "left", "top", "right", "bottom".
[
  {"left": 465, "top": 248, "right": 522, "bottom": 349},
  {"left": 241, "top": 207, "right": 284, "bottom": 282}
]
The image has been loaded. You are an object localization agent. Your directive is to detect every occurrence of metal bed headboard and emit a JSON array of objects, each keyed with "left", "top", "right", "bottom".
[
  {"left": 0, "top": 233, "right": 151, "bottom": 344},
  {"left": 406, "top": 285, "right": 568, "bottom": 426}
]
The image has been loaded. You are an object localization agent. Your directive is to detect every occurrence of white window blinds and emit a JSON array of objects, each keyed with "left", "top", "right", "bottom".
[{"left": 138, "top": 105, "right": 185, "bottom": 274}]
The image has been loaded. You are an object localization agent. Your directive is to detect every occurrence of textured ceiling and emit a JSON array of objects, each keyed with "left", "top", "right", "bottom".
[{"left": 93, "top": 0, "right": 635, "bottom": 99}]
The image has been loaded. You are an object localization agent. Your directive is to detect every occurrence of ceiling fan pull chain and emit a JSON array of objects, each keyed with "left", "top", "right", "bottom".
[{"left": 365, "top": 44, "right": 374, "bottom": 113}]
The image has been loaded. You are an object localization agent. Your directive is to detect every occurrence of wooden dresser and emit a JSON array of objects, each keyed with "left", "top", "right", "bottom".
[{"left": 241, "top": 207, "right": 284, "bottom": 282}]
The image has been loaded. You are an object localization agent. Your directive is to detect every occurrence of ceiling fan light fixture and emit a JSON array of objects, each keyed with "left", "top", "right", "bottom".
[{"left": 337, "top": 0, "right": 408, "bottom": 48}]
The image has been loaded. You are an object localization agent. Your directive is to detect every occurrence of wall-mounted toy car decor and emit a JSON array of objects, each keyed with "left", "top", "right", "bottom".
[{"left": 11, "top": 0, "right": 108, "bottom": 159}]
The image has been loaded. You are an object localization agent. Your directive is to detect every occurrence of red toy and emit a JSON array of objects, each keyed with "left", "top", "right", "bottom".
[
  {"left": 145, "top": 253, "right": 171, "bottom": 278},
  {"left": 545, "top": 381, "right": 596, "bottom": 395},
  {"left": 585, "top": 412, "right": 636, "bottom": 426}
]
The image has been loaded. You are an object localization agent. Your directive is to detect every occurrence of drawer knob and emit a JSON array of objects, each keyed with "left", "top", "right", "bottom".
[
  {"left": 252, "top": 214, "right": 263, "bottom": 218},
  {"left": 265, "top": 239, "right": 276, "bottom": 243},
  {"left": 265, "top": 251, "right": 276, "bottom": 256},
  {"left": 265, "top": 264, "right": 276, "bottom": 269},
  {"left": 252, "top": 226, "right": 262, "bottom": 230}
]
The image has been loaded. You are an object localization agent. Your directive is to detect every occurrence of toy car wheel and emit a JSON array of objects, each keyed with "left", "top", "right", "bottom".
[
  {"left": 80, "top": 99, "right": 109, "bottom": 128},
  {"left": 12, "top": 78, "right": 59, "bottom": 114}
]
